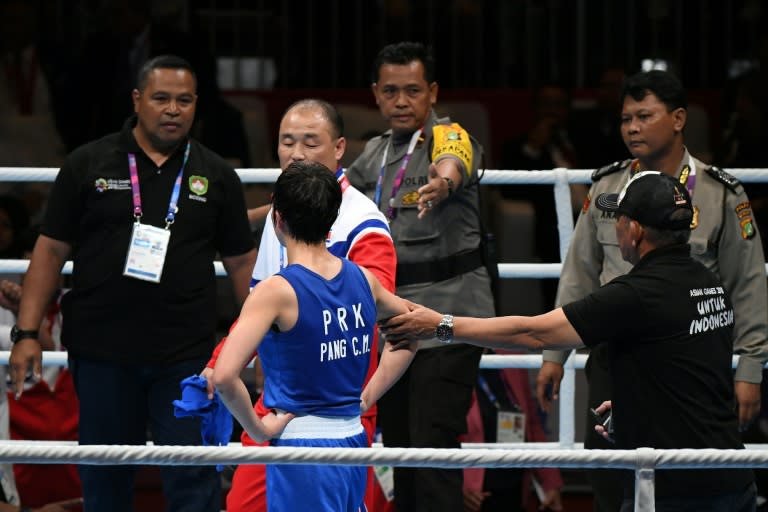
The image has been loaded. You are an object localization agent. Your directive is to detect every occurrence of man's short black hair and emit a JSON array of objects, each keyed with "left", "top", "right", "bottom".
[
  {"left": 273, "top": 162, "right": 342, "bottom": 244},
  {"left": 136, "top": 54, "right": 197, "bottom": 91},
  {"left": 283, "top": 99, "right": 345, "bottom": 139},
  {"left": 371, "top": 41, "right": 435, "bottom": 84},
  {"left": 621, "top": 70, "right": 687, "bottom": 112}
]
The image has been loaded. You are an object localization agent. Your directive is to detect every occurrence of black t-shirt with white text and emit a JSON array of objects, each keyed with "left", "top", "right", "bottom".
[{"left": 563, "top": 244, "right": 753, "bottom": 498}]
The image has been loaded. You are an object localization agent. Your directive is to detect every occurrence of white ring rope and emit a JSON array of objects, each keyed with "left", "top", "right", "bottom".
[
  {"left": 1, "top": 167, "right": 767, "bottom": 279},
  {"left": 4, "top": 167, "right": 768, "bottom": 184},
  {"left": 0, "top": 259, "right": 761, "bottom": 280},
  {"left": 4, "top": 351, "right": 754, "bottom": 371},
  {"left": 0, "top": 443, "right": 765, "bottom": 470}
]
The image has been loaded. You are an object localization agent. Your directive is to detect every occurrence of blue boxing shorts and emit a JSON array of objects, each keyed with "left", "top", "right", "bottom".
[{"left": 267, "top": 415, "right": 367, "bottom": 511}]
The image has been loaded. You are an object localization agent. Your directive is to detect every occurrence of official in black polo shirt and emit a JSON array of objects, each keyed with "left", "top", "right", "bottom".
[
  {"left": 8, "top": 55, "right": 256, "bottom": 512},
  {"left": 383, "top": 172, "right": 757, "bottom": 511}
]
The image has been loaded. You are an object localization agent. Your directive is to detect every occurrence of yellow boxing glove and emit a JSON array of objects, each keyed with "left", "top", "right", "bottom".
[{"left": 431, "top": 123, "right": 473, "bottom": 178}]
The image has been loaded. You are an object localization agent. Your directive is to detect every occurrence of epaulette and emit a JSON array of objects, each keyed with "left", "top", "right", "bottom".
[
  {"left": 591, "top": 159, "right": 632, "bottom": 182},
  {"left": 705, "top": 166, "right": 740, "bottom": 191}
]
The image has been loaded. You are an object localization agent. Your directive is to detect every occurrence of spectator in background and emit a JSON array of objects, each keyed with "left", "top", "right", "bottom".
[
  {"left": 0, "top": 196, "right": 29, "bottom": 262},
  {"left": 190, "top": 54, "right": 252, "bottom": 169},
  {"left": 717, "top": 69, "right": 765, "bottom": 169},
  {"left": 77, "top": 0, "right": 253, "bottom": 174},
  {"left": 0, "top": 202, "right": 82, "bottom": 511},
  {"left": 716, "top": 69, "right": 768, "bottom": 254},
  {"left": 0, "top": 196, "right": 30, "bottom": 507},
  {"left": 0, "top": 0, "right": 66, "bottom": 166},
  {"left": 0, "top": 0, "right": 66, "bottom": 223},
  {"left": 1, "top": 225, "right": 80, "bottom": 509},
  {"left": 501, "top": 83, "right": 583, "bottom": 312},
  {"left": 462, "top": 349, "right": 563, "bottom": 512},
  {"left": 502, "top": 83, "right": 579, "bottom": 172},
  {"left": 77, "top": 0, "right": 204, "bottom": 145},
  {"left": 571, "top": 67, "right": 628, "bottom": 169}
]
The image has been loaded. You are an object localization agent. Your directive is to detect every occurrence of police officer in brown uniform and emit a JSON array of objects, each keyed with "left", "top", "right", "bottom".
[
  {"left": 346, "top": 42, "right": 495, "bottom": 512},
  {"left": 536, "top": 70, "right": 768, "bottom": 511}
]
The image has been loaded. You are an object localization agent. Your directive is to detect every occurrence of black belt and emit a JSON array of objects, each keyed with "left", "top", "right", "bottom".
[{"left": 396, "top": 247, "right": 484, "bottom": 287}]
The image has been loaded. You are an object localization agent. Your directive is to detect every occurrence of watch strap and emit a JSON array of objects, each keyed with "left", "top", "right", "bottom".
[
  {"left": 11, "top": 325, "right": 39, "bottom": 344},
  {"left": 436, "top": 314, "right": 454, "bottom": 344}
]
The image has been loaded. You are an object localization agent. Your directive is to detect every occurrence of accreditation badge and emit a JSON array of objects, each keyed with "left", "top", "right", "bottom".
[
  {"left": 373, "top": 465, "right": 395, "bottom": 502},
  {"left": 496, "top": 409, "right": 525, "bottom": 443},
  {"left": 123, "top": 222, "right": 171, "bottom": 283}
]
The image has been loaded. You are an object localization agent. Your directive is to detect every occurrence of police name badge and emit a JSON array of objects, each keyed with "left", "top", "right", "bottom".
[
  {"left": 496, "top": 410, "right": 525, "bottom": 443},
  {"left": 124, "top": 222, "right": 171, "bottom": 283},
  {"left": 395, "top": 191, "right": 421, "bottom": 208}
]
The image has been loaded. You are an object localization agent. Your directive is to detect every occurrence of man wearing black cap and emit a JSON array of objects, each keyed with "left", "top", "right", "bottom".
[
  {"left": 383, "top": 172, "right": 757, "bottom": 511},
  {"left": 537, "top": 69, "right": 767, "bottom": 510}
]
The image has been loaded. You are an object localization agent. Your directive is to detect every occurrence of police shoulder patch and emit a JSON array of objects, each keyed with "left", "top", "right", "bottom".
[
  {"left": 591, "top": 159, "right": 632, "bottom": 183},
  {"left": 705, "top": 166, "right": 740, "bottom": 191}
]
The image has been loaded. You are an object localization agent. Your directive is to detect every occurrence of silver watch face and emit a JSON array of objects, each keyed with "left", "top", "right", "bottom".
[{"left": 436, "top": 315, "right": 453, "bottom": 342}]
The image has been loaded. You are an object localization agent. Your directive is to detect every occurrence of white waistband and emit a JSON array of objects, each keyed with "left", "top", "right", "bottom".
[{"left": 277, "top": 414, "right": 363, "bottom": 440}]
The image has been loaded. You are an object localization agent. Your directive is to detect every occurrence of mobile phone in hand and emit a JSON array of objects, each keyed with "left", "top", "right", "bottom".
[{"left": 590, "top": 407, "right": 614, "bottom": 435}]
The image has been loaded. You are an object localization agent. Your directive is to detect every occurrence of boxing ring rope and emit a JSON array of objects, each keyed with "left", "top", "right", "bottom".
[
  {"left": 0, "top": 442, "right": 768, "bottom": 470},
  {"left": 2, "top": 166, "right": 768, "bottom": 510}
]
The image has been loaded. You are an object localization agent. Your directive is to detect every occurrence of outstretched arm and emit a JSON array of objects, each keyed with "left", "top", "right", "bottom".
[{"left": 381, "top": 303, "right": 584, "bottom": 351}]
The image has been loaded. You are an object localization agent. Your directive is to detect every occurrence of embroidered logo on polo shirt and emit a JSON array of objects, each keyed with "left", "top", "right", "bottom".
[
  {"left": 189, "top": 176, "right": 208, "bottom": 195},
  {"left": 94, "top": 178, "right": 131, "bottom": 192}
]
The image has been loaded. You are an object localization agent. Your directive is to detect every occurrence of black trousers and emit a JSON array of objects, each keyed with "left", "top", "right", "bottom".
[
  {"left": 378, "top": 344, "right": 484, "bottom": 512},
  {"left": 585, "top": 345, "right": 627, "bottom": 512}
]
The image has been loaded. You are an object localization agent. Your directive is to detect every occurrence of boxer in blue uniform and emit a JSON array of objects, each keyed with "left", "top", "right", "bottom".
[{"left": 213, "top": 161, "right": 416, "bottom": 512}]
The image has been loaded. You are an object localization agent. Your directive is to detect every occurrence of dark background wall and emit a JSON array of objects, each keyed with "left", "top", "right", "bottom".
[{"left": 5, "top": 0, "right": 766, "bottom": 168}]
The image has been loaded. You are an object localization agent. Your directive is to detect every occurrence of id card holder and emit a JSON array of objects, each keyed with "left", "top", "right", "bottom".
[
  {"left": 496, "top": 409, "right": 525, "bottom": 443},
  {"left": 124, "top": 222, "right": 171, "bottom": 283},
  {"left": 373, "top": 465, "right": 395, "bottom": 502}
]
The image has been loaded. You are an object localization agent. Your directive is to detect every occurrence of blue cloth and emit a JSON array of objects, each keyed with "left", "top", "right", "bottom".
[{"left": 173, "top": 374, "right": 233, "bottom": 471}]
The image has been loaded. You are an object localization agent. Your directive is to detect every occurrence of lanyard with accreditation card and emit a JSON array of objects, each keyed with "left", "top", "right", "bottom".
[
  {"left": 374, "top": 128, "right": 423, "bottom": 220},
  {"left": 123, "top": 142, "right": 190, "bottom": 283},
  {"left": 477, "top": 373, "right": 525, "bottom": 443}
]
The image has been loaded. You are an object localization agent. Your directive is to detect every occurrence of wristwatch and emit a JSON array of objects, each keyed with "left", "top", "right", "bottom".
[
  {"left": 435, "top": 314, "right": 454, "bottom": 344},
  {"left": 10, "top": 325, "right": 39, "bottom": 344}
]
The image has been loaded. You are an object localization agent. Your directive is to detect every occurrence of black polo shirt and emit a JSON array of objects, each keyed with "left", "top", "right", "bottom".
[
  {"left": 43, "top": 117, "right": 254, "bottom": 363},
  {"left": 563, "top": 244, "right": 753, "bottom": 499}
]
